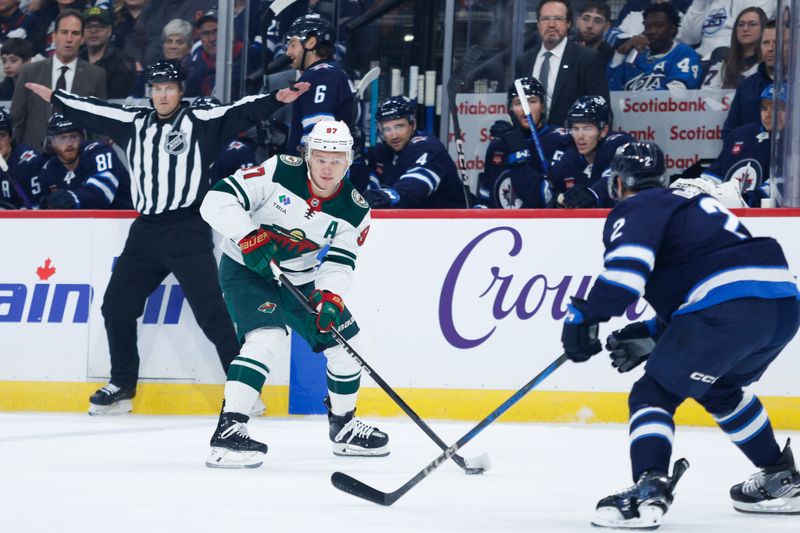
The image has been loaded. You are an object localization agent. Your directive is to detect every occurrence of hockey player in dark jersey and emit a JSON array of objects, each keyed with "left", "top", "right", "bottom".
[
  {"left": 550, "top": 95, "right": 634, "bottom": 208},
  {"left": 608, "top": 2, "right": 702, "bottom": 91},
  {"left": 360, "top": 96, "right": 467, "bottom": 209},
  {"left": 560, "top": 141, "right": 800, "bottom": 529},
  {"left": 479, "top": 77, "right": 571, "bottom": 208},
  {"left": 0, "top": 107, "right": 45, "bottom": 209},
  {"left": 39, "top": 113, "right": 132, "bottom": 210},
  {"left": 284, "top": 13, "right": 354, "bottom": 155},
  {"left": 701, "top": 84, "right": 784, "bottom": 207},
  {"left": 190, "top": 96, "right": 259, "bottom": 186}
]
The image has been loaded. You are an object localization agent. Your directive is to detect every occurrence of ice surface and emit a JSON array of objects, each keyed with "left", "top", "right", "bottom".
[{"left": 0, "top": 413, "right": 797, "bottom": 532}]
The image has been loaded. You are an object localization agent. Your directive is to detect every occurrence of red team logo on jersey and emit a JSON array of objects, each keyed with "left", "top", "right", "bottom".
[
  {"left": 731, "top": 142, "right": 743, "bottom": 156},
  {"left": 357, "top": 225, "right": 370, "bottom": 246}
]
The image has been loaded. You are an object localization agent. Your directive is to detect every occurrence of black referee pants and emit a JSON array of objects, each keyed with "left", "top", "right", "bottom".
[{"left": 101, "top": 211, "right": 239, "bottom": 389}]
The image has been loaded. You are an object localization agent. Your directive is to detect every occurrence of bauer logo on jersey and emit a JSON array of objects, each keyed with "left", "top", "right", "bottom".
[
  {"left": 351, "top": 189, "right": 369, "bottom": 208},
  {"left": 257, "top": 301, "right": 277, "bottom": 314},
  {"left": 165, "top": 131, "right": 188, "bottom": 155},
  {"left": 280, "top": 154, "right": 303, "bottom": 166}
]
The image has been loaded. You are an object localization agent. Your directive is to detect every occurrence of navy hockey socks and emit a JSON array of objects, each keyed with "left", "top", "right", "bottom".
[
  {"left": 629, "top": 406, "right": 676, "bottom": 481},
  {"left": 712, "top": 392, "right": 781, "bottom": 468}
]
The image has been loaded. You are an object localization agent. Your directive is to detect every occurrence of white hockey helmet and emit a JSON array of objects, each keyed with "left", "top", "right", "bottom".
[{"left": 305, "top": 120, "right": 354, "bottom": 164}]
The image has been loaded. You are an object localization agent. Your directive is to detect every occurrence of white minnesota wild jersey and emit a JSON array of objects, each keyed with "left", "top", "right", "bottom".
[{"left": 200, "top": 154, "right": 371, "bottom": 295}]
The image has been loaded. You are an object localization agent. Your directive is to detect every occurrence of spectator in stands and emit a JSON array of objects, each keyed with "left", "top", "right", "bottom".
[
  {"left": 39, "top": 112, "right": 132, "bottom": 209},
  {"left": 723, "top": 19, "right": 775, "bottom": 139},
  {"left": 677, "top": 0, "right": 776, "bottom": 61},
  {"left": 126, "top": 0, "right": 213, "bottom": 68},
  {"left": 162, "top": 18, "right": 192, "bottom": 69},
  {"left": 10, "top": 9, "right": 106, "bottom": 149},
  {"left": 480, "top": 77, "right": 572, "bottom": 208},
  {"left": 607, "top": 0, "right": 692, "bottom": 48},
  {"left": 80, "top": 6, "right": 136, "bottom": 98},
  {"left": 0, "top": 106, "right": 46, "bottom": 209},
  {"left": 608, "top": 2, "right": 701, "bottom": 91},
  {"left": 360, "top": 96, "right": 469, "bottom": 209},
  {"left": 284, "top": 13, "right": 354, "bottom": 155},
  {"left": 112, "top": 0, "right": 147, "bottom": 53},
  {"left": 702, "top": 7, "right": 767, "bottom": 89},
  {"left": 185, "top": 9, "right": 245, "bottom": 97},
  {"left": 550, "top": 95, "right": 635, "bottom": 208},
  {"left": 514, "top": 0, "right": 609, "bottom": 127},
  {"left": 575, "top": 1, "right": 614, "bottom": 65},
  {"left": 0, "top": 37, "right": 33, "bottom": 99},
  {"left": 0, "top": 0, "right": 36, "bottom": 43},
  {"left": 701, "top": 84, "right": 784, "bottom": 207}
]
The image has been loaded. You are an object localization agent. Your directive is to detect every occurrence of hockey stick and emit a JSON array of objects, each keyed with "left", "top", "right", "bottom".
[
  {"left": 269, "top": 261, "right": 491, "bottom": 475},
  {"left": 332, "top": 353, "right": 570, "bottom": 505},
  {"left": 260, "top": 0, "right": 300, "bottom": 90},
  {"left": 352, "top": 67, "right": 381, "bottom": 146},
  {"left": 513, "top": 78, "right": 549, "bottom": 174}
]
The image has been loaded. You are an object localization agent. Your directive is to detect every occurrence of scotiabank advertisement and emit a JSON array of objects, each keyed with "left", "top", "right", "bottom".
[
  {"left": 1, "top": 212, "right": 799, "bottom": 398},
  {"left": 449, "top": 89, "right": 734, "bottom": 189}
]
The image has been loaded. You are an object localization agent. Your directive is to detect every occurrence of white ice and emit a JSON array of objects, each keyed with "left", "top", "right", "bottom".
[{"left": 1, "top": 413, "right": 797, "bottom": 533}]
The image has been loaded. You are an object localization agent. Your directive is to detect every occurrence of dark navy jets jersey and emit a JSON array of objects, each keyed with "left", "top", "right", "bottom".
[
  {"left": 0, "top": 144, "right": 45, "bottom": 209},
  {"left": 366, "top": 132, "right": 466, "bottom": 209},
  {"left": 287, "top": 59, "right": 354, "bottom": 155},
  {"left": 585, "top": 187, "right": 798, "bottom": 324},
  {"left": 550, "top": 131, "right": 635, "bottom": 207},
  {"left": 702, "top": 122, "right": 770, "bottom": 207},
  {"left": 480, "top": 124, "right": 572, "bottom": 208},
  {"left": 209, "top": 138, "right": 258, "bottom": 186},
  {"left": 40, "top": 142, "right": 132, "bottom": 209}
]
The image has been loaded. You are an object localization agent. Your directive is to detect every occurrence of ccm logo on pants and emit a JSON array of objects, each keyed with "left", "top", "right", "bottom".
[{"left": 690, "top": 372, "right": 718, "bottom": 384}]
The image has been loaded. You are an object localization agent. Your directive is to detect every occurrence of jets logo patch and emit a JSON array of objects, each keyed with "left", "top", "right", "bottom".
[
  {"left": 352, "top": 189, "right": 369, "bottom": 208},
  {"left": 258, "top": 301, "right": 277, "bottom": 314},
  {"left": 280, "top": 155, "right": 303, "bottom": 166}
]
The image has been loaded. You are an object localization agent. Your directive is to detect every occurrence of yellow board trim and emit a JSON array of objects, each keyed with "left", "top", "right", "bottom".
[{"left": 1, "top": 382, "right": 798, "bottom": 429}]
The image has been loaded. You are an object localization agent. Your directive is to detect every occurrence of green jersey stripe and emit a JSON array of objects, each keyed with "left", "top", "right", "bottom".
[
  {"left": 323, "top": 255, "right": 356, "bottom": 269},
  {"left": 226, "top": 176, "right": 250, "bottom": 211},
  {"left": 328, "top": 246, "right": 357, "bottom": 260}
]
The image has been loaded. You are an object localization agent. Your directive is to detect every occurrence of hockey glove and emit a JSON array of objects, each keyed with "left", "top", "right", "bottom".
[
  {"left": 309, "top": 289, "right": 345, "bottom": 333},
  {"left": 501, "top": 128, "right": 531, "bottom": 167},
  {"left": 489, "top": 120, "right": 514, "bottom": 139},
  {"left": 46, "top": 189, "right": 79, "bottom": 209},
  {"left": 563, "top": 186, "right": 599, "bottom": 208},
  {"left": 606, "top": 320, "right": 658, "bottom": 373},
  {"left": 363, "top": 187, "right": 400, "bottom": 208},
  {"left": 561, "top": 297, "right": 601, "bottom": 362},
  {"left": 238, "top": 228, "right": 279, "bottom": 279}
]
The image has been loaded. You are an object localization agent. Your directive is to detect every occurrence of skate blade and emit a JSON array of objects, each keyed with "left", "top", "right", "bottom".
[
  {"left": 733, "top": 494, "right": 800, "bottom": 515},
  {"left": 88, "top": 399, "right": 132, "bottom": 416},
  {"left": 205, "top": 447, "right": 265, "bottom": 469},
  {"left": 332, "top": 442, "right": 390, "bottom": 457},
  {"left": 591, "top": 505, "right": 664, "bottom": 530}
]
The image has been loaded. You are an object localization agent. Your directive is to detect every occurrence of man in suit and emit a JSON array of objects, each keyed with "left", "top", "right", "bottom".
[
  {"left": 514, "top": 0, "right": 609, "bottom": 127},
  {"left": 10, "top": 9, "right": 106, "bottom": 150}
]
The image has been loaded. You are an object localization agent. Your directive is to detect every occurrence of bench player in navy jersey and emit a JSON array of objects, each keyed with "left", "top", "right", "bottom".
[
  {"left": 480, "top": 77, "right": 571, "bottom": 208},
  {"left": 549, "top": 95, "right": 634, "bottom": 208},
  {"left": 284, "top": 13, "right": 354, "bottom": 156},
  {"left": 560, "top": 141, "right": 800, "bottom": 529},
  {"left": 0, "top": 107, "right": 45, "bottom": 209},
  {"left": 39, "top": 113, "right": 132, "bottom": 210},
  {"left": 700, "top": 84, "right": 784, "bottom": 207},
  {"left": 359, "top": 96, "right": 468, "bottom": 209}
]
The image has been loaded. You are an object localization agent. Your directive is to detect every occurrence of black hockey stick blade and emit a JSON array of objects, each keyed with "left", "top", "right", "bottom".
[{"left": 332, "top": 354, "right": 569, "bottom": 505}]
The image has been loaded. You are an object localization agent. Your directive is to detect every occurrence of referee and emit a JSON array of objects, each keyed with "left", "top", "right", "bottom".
[{"left": 26, "top": 60, "right": 309, "bottom": 415}]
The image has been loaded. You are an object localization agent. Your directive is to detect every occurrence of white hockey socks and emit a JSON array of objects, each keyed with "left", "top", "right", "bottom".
[{"left": 324, "top": 337, "right": 363, "bottom": 416}]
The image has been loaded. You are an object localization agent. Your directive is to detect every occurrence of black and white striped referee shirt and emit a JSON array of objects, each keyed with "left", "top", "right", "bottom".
[{"left": 52, "top": 90, "right": 284, "bottom": 215}]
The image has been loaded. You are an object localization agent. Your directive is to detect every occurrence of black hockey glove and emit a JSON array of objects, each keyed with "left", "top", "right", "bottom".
[
  {"left": 606, "top": 321, "right": 658, "bottom": 373},
  {"left": 362, "top": 187, "right": 400, "bottom": 209},
  {"left": 561, "top": 297, "right": 601, "bottom": 362},
  {"left": 563, "top": 186, "right": 599, "bottom": 208},
  {"left": 500, "top": 128, "right": 530, "bottom": 167},
  {"left": 489, "top": 120, "right": 514, "bottom": 139},
  {"left": 45, "top": 189, "right": 78, "bottom": 209}
]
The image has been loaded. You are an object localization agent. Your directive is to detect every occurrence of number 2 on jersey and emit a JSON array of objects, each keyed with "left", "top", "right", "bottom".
[{"left": 699, "top": 197, "right": 747, "bottom": 240}]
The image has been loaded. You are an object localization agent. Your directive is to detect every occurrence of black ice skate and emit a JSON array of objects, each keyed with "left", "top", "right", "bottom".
[
  {"left": 88, "top": 383, "right": 136, "bottom": 416},
  {"left": 731, "top": 439, "right": 800, "bottom": 514},
  {"left": 325, "top": 397, "right": 389, "bottom": 457},
  {"left": 205, "top": 411, "right": 268, "bottom": 469},
  {"left": 592, "top": 458, "right": 689, "bottom": 530}
]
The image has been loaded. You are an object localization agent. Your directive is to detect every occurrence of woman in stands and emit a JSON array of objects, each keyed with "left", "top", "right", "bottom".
[{"left": 703, "top": 7, "right": 767, "bottom": 89}]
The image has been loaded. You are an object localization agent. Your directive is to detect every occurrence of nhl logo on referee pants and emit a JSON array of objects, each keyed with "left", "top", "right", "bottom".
[{"left": 165, "top": 131, "right": 188, "bottom": 155}]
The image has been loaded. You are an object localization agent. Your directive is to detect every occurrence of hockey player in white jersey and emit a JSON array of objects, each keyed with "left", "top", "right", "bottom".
[{"left": 200, "top": 120, "right": 388, "bottom": 468}]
